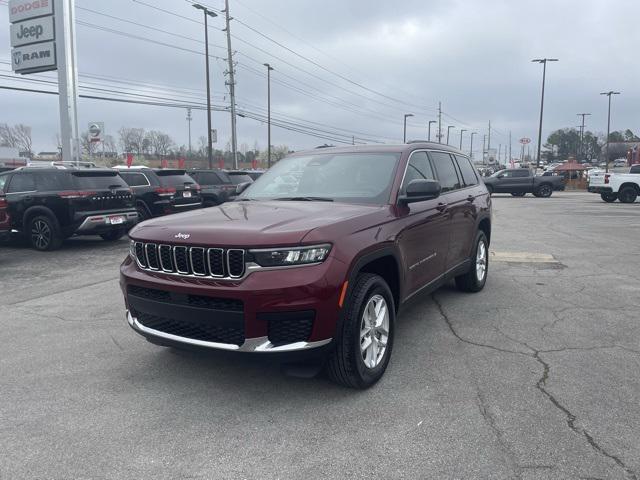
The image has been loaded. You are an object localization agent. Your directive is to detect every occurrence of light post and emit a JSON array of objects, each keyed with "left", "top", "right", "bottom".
[
  {"left": 193, "top": 3, "right": 217, "bottom": 169},
  {"left": 601, "top": 91, "right": 620, "bottom": 173},
  {"left": 577, "top": 113, "right": 591, "bottom": 161},
  {"left": 532, "top": 58, "right": 558, "bottom": 168},
  {"left": 264, "top": 63, "right": 274, "bottom": 168},
  {"left": 403, "top": 114, "right": 414, "bottom": 143},
  {"left": 428, "top": 121, "right": 437, "bottom": 142},
  {"left": 447, "top": 126, "right": 455, "bottom": 145},
  {"left": 459, "top": 129, "right": 467, "bottom": 150},
  {"left": 470, "top": 132, "right": 477, "bottom": 160}
]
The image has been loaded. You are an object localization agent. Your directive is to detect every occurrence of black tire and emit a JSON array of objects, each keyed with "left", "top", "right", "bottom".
[
  {"left": 535, "top": 183, "right": 553, "bottom": 198},
  {"left": 326, "top": 273, "right": 395, "bottom": 389},
  {"left": 136, "top": 203, "right": 151, "bottom": 222},
  {"left": 618, "top": 186, "right": 638, "bottom": 204},
  {"left": 511, "top": 192, "right": 526, "bottom": 197},
  {"left": 100, "top": 229, "right": 126, "bottom": 242},
  {"left": 28, "top": 214, "right": 63, "bottom": 251},
  {"left": 455, "top": 230, "right": 489, "bottom": 293},
  {"left": 486, "top": 186, "right": 494, "bottom": 196},
  {"left": 600, "top": 192, "right": 618, "bottom": 203}
]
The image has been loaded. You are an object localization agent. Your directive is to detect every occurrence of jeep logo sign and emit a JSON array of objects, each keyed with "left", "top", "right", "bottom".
[
  {"left": 11, "top": 40, "right": 56, "bottom": 73},
  {"left": 10, "top": 16, "right": 55, "bottom": 47},
  {"left": 8, "top": 0, "right": 53, "bottom": 23}
]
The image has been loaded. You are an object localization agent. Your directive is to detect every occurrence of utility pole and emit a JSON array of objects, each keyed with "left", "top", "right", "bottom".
[
  {"left": 577, "top": 113, "right": 591, "bottom": 161},
  {"left": 487, "top": 120, "right": 491, "bottom": 151},
  {"left": 459, "top": 129, "right": 467, "bottom": 150},
  {"left": 498, "top": 144, "right": 502, "bottom": 163},
  {"left": 601, "top": 91, "right": 620, "bottom": 173},
  {"left": 186, "top": 107, "right": 192, "bottom": 157},
  {"left": 437, "top": 102, "right": 442, "bottom": 143},
  {"left": 532, "top": 58, "right": 559, "bottom": 168},
  {"left": 482, "top": 134, "right": 487, "bottom": 164},
  {"left": 223, "top": 0, "right": 239, "bottom": 169},
  {"left": 403, "top": 113, "right": 414, "bottom": 143},
  {"left": 192, "top": 3, "right": 216, "bottom": 169},
  {"left": 447, "top": 126, "right": 455, "bottom": 145},
  {"left": 509, "top": 131, "right": 512, "bottom": 164},
  {"left": 428, "top": 120, "right": 436, "bottom": 142},
  {"left": 264, "top": 63, "right": 274, "bottom": 168},
  {"left": 470, "top": 132, "right": 477, "bottom": 160}
]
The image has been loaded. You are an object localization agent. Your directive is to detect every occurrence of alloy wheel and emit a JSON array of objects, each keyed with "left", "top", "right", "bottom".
[
  {"left": 360, "top": 294, "right": 390, "bottom": 369},
  {"left": 31, "top": 219, "right": 51, "bottom": 250},
  {"left": 476, "top": 239, "right": 487, "bottom": 282}
]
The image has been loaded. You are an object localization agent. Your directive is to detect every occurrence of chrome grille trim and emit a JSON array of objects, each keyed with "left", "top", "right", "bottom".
[{"left": 133, "top": 242, "right": 248, "bottom": 280}]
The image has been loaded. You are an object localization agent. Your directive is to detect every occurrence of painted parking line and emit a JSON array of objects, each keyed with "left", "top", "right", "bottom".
[{"left": 490, "top": 251, "right": 558, "bottom": 263}]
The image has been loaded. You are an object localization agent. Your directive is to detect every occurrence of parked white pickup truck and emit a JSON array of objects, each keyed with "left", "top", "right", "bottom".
[{"left": 588, "top": 165, "right": 640, "bottom": 203}]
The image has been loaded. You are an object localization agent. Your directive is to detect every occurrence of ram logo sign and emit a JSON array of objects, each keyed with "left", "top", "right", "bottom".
[{"left": 11, "top": 40, "right": 56, "bottom": 74}]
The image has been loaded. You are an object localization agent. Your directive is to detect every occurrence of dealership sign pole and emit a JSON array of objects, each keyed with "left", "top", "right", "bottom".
[{"left": 9, "top": 0, "right": 81, "bottom": 165}]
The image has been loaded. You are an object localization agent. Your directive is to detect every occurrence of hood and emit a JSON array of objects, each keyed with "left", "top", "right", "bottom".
[{"left": 129, "top": 200, "right": 385, "bottom": 247}]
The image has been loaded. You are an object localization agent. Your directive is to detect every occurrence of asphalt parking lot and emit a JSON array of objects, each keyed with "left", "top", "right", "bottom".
[{"left": 1, "top": 191, "right": 639, "bottom": 480}]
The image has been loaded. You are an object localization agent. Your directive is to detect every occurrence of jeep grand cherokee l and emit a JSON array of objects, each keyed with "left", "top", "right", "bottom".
[
  {"left": 0, "top": 167, "right": 137, "bottom": 250},
  {"left": 121, "top": 143, "right": 492, "bottom": 388}
]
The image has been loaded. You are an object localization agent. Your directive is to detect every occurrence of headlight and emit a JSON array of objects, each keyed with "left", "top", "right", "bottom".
[
  {"left": 129, "top": 240, "right": 136, "bottom": 259},
  {"left": 249, "top": 244, "right": 331, "bottom": 267}
]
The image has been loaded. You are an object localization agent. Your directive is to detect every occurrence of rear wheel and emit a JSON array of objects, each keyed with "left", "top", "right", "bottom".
[
  {"left": 511, "top": 192, "right": 526, "bottom": 197},
  {"left": 455, "top": 230, "right": 489, "bottom": 293},
  {"left": 29, "top": 215, "right": 63, "bottom": 251},
  {"left": 326, "top": 273, "right": 395, "bottom": 389},
  {"left": 100, "top": 229, "right": 126, "bottom": 242},
  {"left": 535, "top": 184, "right": 553, "bottom": 198},
  {"left": 600, "top": 192, "right": 618, "bottom": 203},
  {"left": 618, "top": 186, "right": 638, "bottom": 204},
  {"left": 486, "top": 186, "right": 494, "bottom": 196}
]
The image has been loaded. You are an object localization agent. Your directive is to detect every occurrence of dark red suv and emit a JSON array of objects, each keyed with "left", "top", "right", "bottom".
[{"left": 121, "top": 143, "right": 492, "bottom": 388}]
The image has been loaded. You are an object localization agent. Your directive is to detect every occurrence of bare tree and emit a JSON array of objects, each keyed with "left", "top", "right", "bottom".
[
  {"left": 0, "top": 123, "right": 32, "bottom": 156},
  {"left": 103, "top": 134, "right": 117, "bottom": 154},
  {"left": 118, "top": 127, "right": 146, "bottom": 155},
  {"left": 80, "top": 131, "right": 97, "bottom": 156},
  {"left": 149, "top": 131, "right": 174, "bottom": 157}
]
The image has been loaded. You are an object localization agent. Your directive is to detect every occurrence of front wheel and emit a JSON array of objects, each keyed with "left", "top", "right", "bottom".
[
  {"left": 618, "top": 186, "right": 638, "bottom": 204},
  {"left": 455, "top": 230, "right": 489, "bottom": 293},
  {"left": 326, "top": 273, "right": 395, "bottom": 389},
  {"left": 534, "top": 184, "right": 553, "bottom": 198},
  {"left": 600, "top": 192, "right": 618, "bottom": 203}
]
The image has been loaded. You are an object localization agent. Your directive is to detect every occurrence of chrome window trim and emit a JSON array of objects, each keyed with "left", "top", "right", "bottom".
[
  {"left": 189, "top": 247, "right": 208, "bottom": 276},
  {"left": 398, "top": 148, "right": 473, "bottom": 198},
  {"left": 121, "top": 172, "right": 151, "bottom": 187}
]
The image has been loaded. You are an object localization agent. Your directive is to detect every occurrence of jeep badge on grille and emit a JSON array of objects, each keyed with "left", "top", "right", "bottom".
[{"left": 174, "top": 233, "right": 191, "bottom": 240}]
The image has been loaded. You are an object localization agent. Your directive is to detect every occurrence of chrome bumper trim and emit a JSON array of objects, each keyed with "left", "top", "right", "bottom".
[
  {"left": 126, "top": 311, "right": 332, "bottom": 353},
  {"left": 76, "top": 211, "right": 138, "bottom": 232},
  {"left": 173, "top": 202, "right": 202, "bottom": 208}
]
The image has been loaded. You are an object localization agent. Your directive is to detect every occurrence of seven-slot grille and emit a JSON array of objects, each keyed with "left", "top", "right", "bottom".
[{"left": 134, "top": 241, "right": 245, "bottom": 278}]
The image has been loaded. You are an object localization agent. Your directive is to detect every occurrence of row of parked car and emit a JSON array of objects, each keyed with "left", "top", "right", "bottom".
[{"left": 0, "top": 163, "right": 263, "bottom": 251}]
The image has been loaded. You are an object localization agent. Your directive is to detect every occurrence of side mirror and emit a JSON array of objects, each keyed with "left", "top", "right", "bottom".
[
  {"left": 398, "top": 179, "right": 441, "bottom": 205},
  {"left": 236, "top": 182, "right": 251, "bottom": 195}
]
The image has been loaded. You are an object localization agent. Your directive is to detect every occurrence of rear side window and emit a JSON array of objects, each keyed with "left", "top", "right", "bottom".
[
  {"left": 192, "top": 172, "right": 226, "bottom": 185},
  {"left": 33, "top": 172, "right": 74, "bottom": 191},
  {"left": 0, "top": 174, "right": 9, "bottom": 192},
  {"left": 513, "top": 170, "right": 531, "bottom": 178},
  {"left": 227, "top": 174, "right": 253, "bottom": 185},
  {"left": 630, "top": 165, "right": 640, "bottom": 174},
  {"left": 72, "top": 172, "right": 129, "bottom": 189},
  {"left": 120, "top": 172, "right": 149, "bottom": 187},
  {"left": 455, "top": 156, "right": 478, "bottom": 186},
  {"left": 429, "top": 152, "right": 461, "bottom": 192},
  {"left": 8, "top": 173, "right": 36, "bottom": 192},
  {"left": 401, "top": 151, "right": 434, "bottom": 192}
]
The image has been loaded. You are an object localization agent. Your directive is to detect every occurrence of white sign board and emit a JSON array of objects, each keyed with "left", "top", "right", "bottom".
[
  {"left": 10, "top": 15, "right": 54, "bottom": 47},
  {"left": 88, "top": 122, "right": 104, "bottom": 142},
  {"left": 8, "top": 0, "right": 53, "bottom": 23},
  {"left": 11, "top": 40, "right": 56, "bottom": 73}
]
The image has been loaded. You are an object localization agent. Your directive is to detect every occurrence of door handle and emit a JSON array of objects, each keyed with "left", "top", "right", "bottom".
[
  {"left": 436, "top": 202, "right": 448, "bottom": 212},
  {"left": 466, "top": 195, "right": 475, "bottom": 203}
]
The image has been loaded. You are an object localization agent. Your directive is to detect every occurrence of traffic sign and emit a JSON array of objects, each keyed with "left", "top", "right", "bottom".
[{"left": 519, "top": 137, "right": 531, "bottom": 145}]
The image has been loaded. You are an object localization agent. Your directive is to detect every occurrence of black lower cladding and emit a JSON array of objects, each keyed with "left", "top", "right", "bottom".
[
  {"left": 260, "top": 310, "right": 315, "bottom": 346},
  {"left": 128, "top": 285, "right": 245, "bottom": 346}
]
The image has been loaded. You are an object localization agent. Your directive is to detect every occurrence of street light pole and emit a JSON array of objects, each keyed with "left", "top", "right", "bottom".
[
  {"left": 470, "top": 132, "right": 477, "bottom": 160},
  {"left": 428, "top": 121, "right": 436, "bottom": 142},
  {"left": 264, "top": 63, "right": 274, "bottom": 168},
  {"left": 601, "top": 91, "right": 620, "bottom": 173},
  {"left": 532, "top": 58, "right": 558, "bottom": 169},
  {"left": 447, "top": 126, "right": 455, "bottom": 145},
  {"left": 576, "top": 113, "right": 591, "bottom": 161},
  {"left": 459, "top": 129, "right": 467, "bottom": 150},
  {"left": 403, "top": 114, "right": 414, "bottom": 143},
  {"left": 193, "top": 4, "right": 217, "bottom": 169}
]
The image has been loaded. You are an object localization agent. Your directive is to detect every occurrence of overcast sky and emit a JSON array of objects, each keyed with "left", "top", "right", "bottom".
[{"left": 1, "top": 0, "right": 639, "bottom": 156}]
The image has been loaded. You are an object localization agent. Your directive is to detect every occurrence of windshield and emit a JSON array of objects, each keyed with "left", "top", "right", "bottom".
[
  {"left": 240, "top": 152, "right": 400, "bottom": 204},
  {"left": 155, "top": 170, "right": 197, "bottom": 187},
  {"left": 490, "top": 170, "right": 506, "bottom": 178}
]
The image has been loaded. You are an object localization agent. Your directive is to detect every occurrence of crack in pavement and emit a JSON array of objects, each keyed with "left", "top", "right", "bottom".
[{"left": 432, "top": 294, "right": 639, "bottom": 480}]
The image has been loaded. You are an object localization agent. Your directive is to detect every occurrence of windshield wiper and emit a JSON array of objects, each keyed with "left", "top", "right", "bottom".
[{"left": 274, "top": 196, "right": 334, "bottom": 202}]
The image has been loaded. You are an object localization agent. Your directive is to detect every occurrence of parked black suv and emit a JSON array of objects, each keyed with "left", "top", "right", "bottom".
[
  {"left": 0, "top": 167, "right": 137, "bottom": 250},
  {"left": 115, "top": 167, "right": 202, "bottom": 221},
  {"left": 187, "top": 169, "right": 235, "bottom": 207},
  {"left": 224, "top": 170, "right": 255, "bottom": 200}
]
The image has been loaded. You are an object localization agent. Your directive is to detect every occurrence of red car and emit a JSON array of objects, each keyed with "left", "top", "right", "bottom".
[
  {"left": 121, "top": 143, "right": 492, "bottom": 388},
  {"left": 0, "top": 191, "right": 10, "bottom": 241}
]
